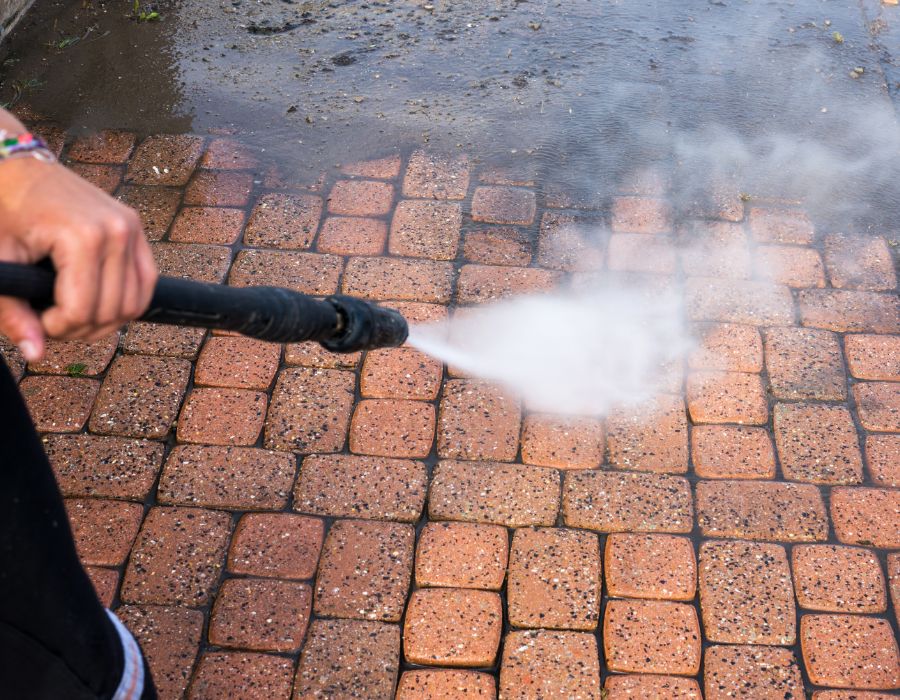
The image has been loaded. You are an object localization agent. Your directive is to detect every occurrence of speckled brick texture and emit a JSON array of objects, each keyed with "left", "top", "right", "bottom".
[{"left": 19, "top": 141, "right": 900, "bottom": 697}]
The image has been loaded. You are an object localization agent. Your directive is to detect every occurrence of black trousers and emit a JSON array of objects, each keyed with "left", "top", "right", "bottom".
[{"left": 0, "top": 358, "right": 156, "bottom": 699}]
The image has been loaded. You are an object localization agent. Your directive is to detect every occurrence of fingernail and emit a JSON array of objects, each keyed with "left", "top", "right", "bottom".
[{"left": 19, "top": 339, "right": 39, "bottom": 362}]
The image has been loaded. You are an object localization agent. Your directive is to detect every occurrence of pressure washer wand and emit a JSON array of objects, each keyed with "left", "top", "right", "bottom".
[{"left": 0, "top": 261, "right": 408, "bottom": 353}]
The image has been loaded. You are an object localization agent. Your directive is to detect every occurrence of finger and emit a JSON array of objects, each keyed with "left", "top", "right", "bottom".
[
  {"left": 41, "top": 230, "right": 103, "bottom": 339},
  {"left": 132, "top": 235, "right": 158, "bottom": 317},
  {"left": 94, "top": 219, "right": 131, "bottom": 327},
  {"left": 119, "top": 237, "right": 142, "bottom": 323},
  {"left": 0, "top": 297, "right": 45, "bottom": 362}
]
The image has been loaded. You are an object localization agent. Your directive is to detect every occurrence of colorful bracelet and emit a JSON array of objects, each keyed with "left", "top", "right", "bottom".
[{"left": 0, "top": 130, "right": 55, "bottom": 163}]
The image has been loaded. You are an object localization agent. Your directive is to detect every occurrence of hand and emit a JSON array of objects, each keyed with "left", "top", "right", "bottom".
[{"left": 0, "top": 157, "right": 157, "bottom": 362}]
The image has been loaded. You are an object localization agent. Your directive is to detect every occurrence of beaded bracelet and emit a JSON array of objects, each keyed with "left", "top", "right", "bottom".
[{"left": 0, "top": 130, "right": 55, "bottom": 163}]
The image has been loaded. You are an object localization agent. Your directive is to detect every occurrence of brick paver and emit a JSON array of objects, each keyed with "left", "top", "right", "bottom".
[
  {"left": 831, "top": 487, "right": 900, "bottom": 548},
  {"left": 122, "top": 322, "right": 206, "bottom": 359},
  {"left": 342, "top": 256, "right": 454, "bottom": 302},
  {"left": 360, "top": 347, "right": 442, "bottom": 400},
  {"left": 824, "top": 233, "right": 897, "bottom": 291},
  {"left": 194, "top": 337, "right": 281, "bottom": 390},
  {"left": 792, "top": 544, "right": 887, "bottom": 613},
  {"left": 89, "top": 355, "right": 191, "bottom": 438},
  {"left": 465, "top": 227, "right": 532, "bottom": 266},
  {"left": 184, "top": 170, "right": 253, "bottom": 207},
  {"left": 244, "top": 194, "right": 323, "bottom": 249},
  {"left": 564, "top": 470, "right": 693, "bottom": 533},
  {"left": 388, "top": 199, "right": 462, "bottom": 260},
  {"left": 414, "top": 521, "right": 508, "bottom": 590},
  {"left": 317, "top": 216, "right": 387, "bottom": 255},
  {"left": 176, "top": 387, "right": 267, "bottom": 445},
  {"left": 801, "top": 615, "right": 900, "bottom": 689},
  {"left": 349, "top": 398, "right": 435, "bottom": 457},
  {"left": 846, "top": 334, "right": 900, "bottom": 380},
  {"left": 854, "top": 381, "right": 900, "bottom": 432},
  {"left": 691, "top": 425, "right": 776, "bottom": 479},
  {"left": 403, "top": 150, "right": 470, "bottom": 199},
  {"left": 765, "top": 327, "right": 847, "bottom": 400},
  {"left": 45, "top": 434, "right": 165, "bottom": 499},
  {"left": 126, "top": 134, "right": 204, "bottom": 186},
  {"left": 756, "top": 244, "right": 826, "bottom": 287},
  {"left": 704, "top": 645, "right": 805, "bottom": 700},
  {"left": 773, "top": 403, "right": 864, "bottom": 484},
  {"left": 227, "top": 513, "right": 323, "bottom": 580},
  {"left": 69, "top": 129, "right": 136, "bottom": 163},
  {"left": 520, "top": 413, "right": 605, "bottom": 469},
  {"left": 603, "top": 599, "right": 701, "bottom": 674},
  {"left": 438, "top": 379, "right": 521, "bottom": 461},
  {"left": 295, "top": 619, "right": 400, "bottom": 699},
  {"left": 456, "top": 264, "right": 560, "bottom": 304},
  {"left": 327, "top": 179, "right": 393, "bottom": 216},
  {"left": 605, "top": 533, "right": 696, "bottom": 601},
  {"left": 748, "top": 207, "right": 814, "bottom": 244},
  {"left": 698, "top": 539, "right": 796, "bottom": 645},
  {"left": 606, "top": 394, "right": 689, "bottom": 473},
  {"left": 537, "top": 210, "right": 605, "bottom": 271},
  {"left": 209, "top": 578, "right": 312, "bottom": 652},
  {"left": 20, "top": 375, "right": 99, "bottom": 432},
  {"left": 189, "top": 652, "right": 294, "bottom": 700},
  {"left": 118, "top": 605, "right": 204, "bottom": 700},
  {"left": 429, "top": 460, "right": 560, "bottom": 527},
  {"left": 29, "top": 335, "right": 118, "bottom": 376},
  {"left": 66, "top": 498, "right": 143, "bottom": 567},
  {"left": 294, "top": 453, "right": 427, "bottom": 522},
  {"left": 697, "top": 479, "right": 829, "bottom": 541},
  {"left": 116, "top": 185, "right": 181, "bottom": 241},
  {"left": 688, "top": 322, "right": 762, "bottom": 372},
  {"left": 158, "top": 445, "right": 295, "bottom": 510},
  {"left": 229, "top": 250, "right": 342, "bottom": 294},
  {"left": 866, "top": 434, "right": 900, "bottom": 486},
  {"left": 170, "top": 206, "right": 246, "bottom": 244},
  {"left": 403, "top": 588, "right": 503, "bottom": 666},
  {"left": 798, "top": 289, "right": 900, "bottom": 333},
  {"left": 679, "top": 220, "right": 751, "bottom": 279},
  {"left": 396, "top": 670, "right": 496, "bottom": 700},
  {"left": 314, "top": 519, "right": 414, "bottom": 621},
  {"left": 500, "top": 630, "right": 601, "bottom": 700},
  {"left": 507, "top": 527, "right": 601, "bottom": 630},
  {"left": 265, "top": 367, "right": 355, "bottom": 452},
  {"left": 604, "top": 675, "right": 702, "bottom": 698},
  {"left": 686, "top": 370, "right": 768, "bottom": 425},
  {"left": 121, "top": 506, "right": 232, "bottom": 605}
]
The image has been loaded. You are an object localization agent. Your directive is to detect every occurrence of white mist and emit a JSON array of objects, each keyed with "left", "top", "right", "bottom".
[{"left": 408, "top": 284, "right": 692, "bottom": 416}]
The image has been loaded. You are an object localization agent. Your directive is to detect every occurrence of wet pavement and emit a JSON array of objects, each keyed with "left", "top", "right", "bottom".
[{"left": 3, "top": 0, "right": 900, "bottom": 698}]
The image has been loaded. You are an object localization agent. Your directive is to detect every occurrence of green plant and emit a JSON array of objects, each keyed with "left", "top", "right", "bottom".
[
  {"left": 132, "top": 0, "right": 160, "bottom": 22},
  {"left": 65, "top": 363, "right": 88, "bottom": 377}
]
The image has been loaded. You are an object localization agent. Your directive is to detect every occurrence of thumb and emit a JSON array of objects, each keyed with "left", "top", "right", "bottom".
[{"left": 0, "top": 296, "right": 45, "bottom": 363}]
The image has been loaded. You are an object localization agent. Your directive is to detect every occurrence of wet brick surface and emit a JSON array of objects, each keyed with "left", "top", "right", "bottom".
[{"left": 12, "top": 142, "right": 900, "bottom": 697}]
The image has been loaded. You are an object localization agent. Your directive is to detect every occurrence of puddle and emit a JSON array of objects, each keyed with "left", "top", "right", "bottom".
[{"left": 4, "top": 0, "right": 900, "bottom": 230}]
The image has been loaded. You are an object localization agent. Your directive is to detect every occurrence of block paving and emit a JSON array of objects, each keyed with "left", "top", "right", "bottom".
[{"left": 8, "top": 126, "right": 900, "bottom": 698}]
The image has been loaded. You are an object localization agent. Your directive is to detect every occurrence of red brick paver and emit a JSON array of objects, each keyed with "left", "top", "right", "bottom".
[
  {"left": 313, "top": 519, "right": 414, "bottom": 622},
  {"left": 854, "top": 382, "right": 900, "bottom": 432},
  {"left": 507, "top": 527, "right": 601, "bottom": 630},
  {"left": 209, "top": 578, "right": 311, "bottom": 652},
  {"left": 316, "top": 216, "right": 387, "bottom": 255},
  {"left": 20, "top": 375, "right": 99, "bottom": 432},
  {"left": 801, "top": 615, "right": 900, "bottom": 689},
  {"left": 349, "top": 398, "right": 435, "bottom": 458},
  {"left": 227, "top": 513, "right": 323, "bottom": 580},
  {"left": 520, "top": 413, "right": 605, "bottom": 469},
  {"left": 403, "top": 588, "right": 503, "bottom": 666},
  {"left": 773, "top": 403, "right": 864, "bottom": 484},
  {"left": 603, "top": 599, "right": 701, "bottom": 675},
  {"left": 691, "top": 425, "right": 776, "bottom": 479},
  {"left": 605, "top": 675, "right": 702, "bottom": 699},
  {"left": 189, "top": 652, "right": 293, "bottom": 700},
  {"left": 831, "top": 487, "right": 900, "bottom": 548},
  {"left": 429, "top": 460, "right": 560, "bottom": 527},
  {"left": 122, "top": 506, "right": 232, "bottom": 605},
  {"left": 605, "top": 533, "right": 696, "bottom": 601},
  {"left": 792, "top": 544, "right": 887, "bottom": 613},
  {"left": 327, "top": 179, "right": 394, "bottom": 216},
  {"left": 846, "top": 334, "right": 900, "bottom": 380},
  {"left": 158, "top": 445, "right": 295, "bottom": 510},
  {"left": 243, "top": 193, "right": 323, "bottom": 249},
  {"left": 415, "top": 521, "right": 508, "bottom": 590},
  {"left": 698, "top": 539, "right": 796, "bottom": 645},
  {"left": 765, "top": 327, "right": 847, "bottom": 400},
  {"left": 177, "top": 387, "right": 267, "bottom": 446},
  {"left": 295, "top": 619, "right": 400, "bottom": 700},
  {"left": 704, "top": 645, "right": 805, "bottom": 700},
  {"left": 389, "top": 199, "right": 462, "bottom": 260},
  {"left": 438, "top": 379, "right": 521, "bottom": 461},
  {"left": 396, "top": 670, "right": 496, "bottom": 700},
  {"left": 500, "top": 630, "right": 601, "bottom": 700},
  {"left": 294, "top": 453, "right": 426, "bottom": 522}
]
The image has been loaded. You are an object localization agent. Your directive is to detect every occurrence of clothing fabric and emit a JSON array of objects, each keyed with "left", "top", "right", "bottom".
[{"left": 0, "top": 357, "right": 156, "bottom": 699}]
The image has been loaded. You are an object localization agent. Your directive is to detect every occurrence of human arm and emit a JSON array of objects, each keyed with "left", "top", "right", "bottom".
[{"left": 0, "top": 109, "right": 157, "bottom": 361}]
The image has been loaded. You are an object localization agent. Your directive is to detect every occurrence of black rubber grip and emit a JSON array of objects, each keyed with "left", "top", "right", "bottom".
[{"left": 0, "top": 261, "right": 408, "bottom": 350}]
